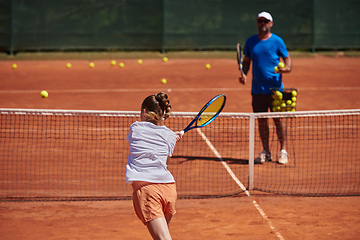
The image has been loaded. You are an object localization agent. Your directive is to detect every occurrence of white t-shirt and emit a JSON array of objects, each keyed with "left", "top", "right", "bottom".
[{"left": 126, "top": 121, "right": 177, "bottom": 184}]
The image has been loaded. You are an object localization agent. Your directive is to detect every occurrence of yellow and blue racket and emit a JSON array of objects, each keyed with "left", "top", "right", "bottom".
[{"left": 180, "top": 94, "right": 226, "bottom": 135}]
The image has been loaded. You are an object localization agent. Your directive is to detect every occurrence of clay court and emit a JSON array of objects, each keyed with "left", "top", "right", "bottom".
[{"left": 0, "top": 53, "right": 360, "bottom": 239}]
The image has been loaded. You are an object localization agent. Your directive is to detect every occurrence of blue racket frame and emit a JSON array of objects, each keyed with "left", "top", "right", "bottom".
[{"left": 182, "top": 94, "right": 226, "bottom": 134}]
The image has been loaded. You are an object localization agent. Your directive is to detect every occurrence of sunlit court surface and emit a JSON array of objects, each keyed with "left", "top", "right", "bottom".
[{"left": 0, "top": 52, "right": 360, "bottom": 240}]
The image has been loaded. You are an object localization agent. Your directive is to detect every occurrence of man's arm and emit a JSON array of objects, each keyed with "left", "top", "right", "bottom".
[
  {"left": 239, "top": 56, "right": 251, "bottom": 84},
  {"left": 280, "top": 55, "right": 292, "bottom": 73}
]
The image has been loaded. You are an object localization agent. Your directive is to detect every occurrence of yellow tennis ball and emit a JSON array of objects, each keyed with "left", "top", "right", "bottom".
[
  {"left": 40, "top": 90, "right": 48, "bottom": 98},
  {"left": 111, "top": 60, "right": 116, "bottom": 66},
  {"left": 286, "top": 100, "right": 292, "bottom": 105},
  {"left": 66, "top": 63, "right": 72, "bottom": 68},
  {"left": 292, "top": 90, "right": 297, "bottom": 97},
  {"left": 205, "top": 64, "right": 211, "bottom": 69},
  {"left": 161, "top": 78, "right": 167, "bottom": 84},
  {"left": 12, "top": 63, "right": 17, "bottom": 69},
  {"left": 163, "top": 57, "right": 168, "bottom": 62},
  {"left": 137, "top": 59, "right": 143, "bottom": 64},
  {"left": 119, "top": 62, "right": 124, "bottom": 68},
  {"left": 89, "top": 62, "right": 95, "bottom": 68},
  {"left": 276, "top": 91, "right": 283, "bottom": 100},
  {"left": 274, "top": 66, "right": 279, "bottom": 73},
  {"left": 292, "top": 96, "right": 297, "bottom": 102},
  {"left": 278, "top": 62, "right": 285, "bottom": 69}
]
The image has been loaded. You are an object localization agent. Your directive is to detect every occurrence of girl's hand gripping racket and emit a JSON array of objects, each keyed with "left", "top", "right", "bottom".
[
  {"left": 180, "top": 94, "right": 226, "bottom": 136},
  {"left": 237, "top": 43, "right": 246, "bottom": 85}
]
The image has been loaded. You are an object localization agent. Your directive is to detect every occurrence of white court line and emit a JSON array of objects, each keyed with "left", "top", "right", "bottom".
[
  {"left": 196, "top": 128, "right": 249, "bottom": 196},
  {"left": 253, "top": 201, "right": 285, "bottom": 240},
  {"left": 196, "top": 128, "right": 285, "bottom": 240},
  {"left": 1, "top": 86, "right": 360, "bottom": 94}
]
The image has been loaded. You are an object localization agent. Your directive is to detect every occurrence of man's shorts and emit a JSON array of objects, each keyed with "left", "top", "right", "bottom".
[
  {"left": 132, "top": 183, "right": 177, "bottom": 225},
  {"left": 252, "top": 93, "right": 273, "bottom": 113}
]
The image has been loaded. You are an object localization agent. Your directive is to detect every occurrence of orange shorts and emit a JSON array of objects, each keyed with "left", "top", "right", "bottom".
[{"left": 132, "top": 182, "right": 177, "bottom": 225}]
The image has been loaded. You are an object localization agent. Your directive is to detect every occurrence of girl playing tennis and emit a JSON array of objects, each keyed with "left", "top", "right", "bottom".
[{"left": 126, "top": 92, "right": 182, "bottom": 240}]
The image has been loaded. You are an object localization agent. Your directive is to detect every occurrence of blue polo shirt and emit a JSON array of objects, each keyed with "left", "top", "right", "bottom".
[{"left": 244, "top": 33, "right": 289, "bottom": 94}]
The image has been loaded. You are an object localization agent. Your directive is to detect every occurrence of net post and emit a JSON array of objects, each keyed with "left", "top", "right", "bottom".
[{"left": 248, "top": 113, "right": 255, "bottom": 190}]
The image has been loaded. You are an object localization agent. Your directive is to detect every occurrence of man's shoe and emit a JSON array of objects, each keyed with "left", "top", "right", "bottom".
[
  {"left": 255, "top": 150, "right": 272, "bottom": 164},
  {"left": 278, "top": 150, "right": 289, "bottom": 164}
]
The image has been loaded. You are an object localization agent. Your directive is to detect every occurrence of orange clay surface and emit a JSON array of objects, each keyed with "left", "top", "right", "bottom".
[{"left": 1, "top": 55, "right": 360, "bottom": 239}]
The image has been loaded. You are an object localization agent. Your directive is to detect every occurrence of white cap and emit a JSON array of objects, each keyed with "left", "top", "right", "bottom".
[{"left": 257, "top": 12, "right": 273, "bottom": 22}]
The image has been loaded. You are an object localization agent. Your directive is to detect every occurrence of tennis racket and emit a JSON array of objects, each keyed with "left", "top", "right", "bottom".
[
  {"left": 237, "top": 43, "right": 245, "bottom": 85},
  {"left": 180, "top": 94, "right": 226, "bottom": 135}
]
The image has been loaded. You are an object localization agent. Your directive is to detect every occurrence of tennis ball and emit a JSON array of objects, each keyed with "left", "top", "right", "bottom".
[
  {"left": 292, "top": 90, "right": 297, "bottom": 97},
  {"left": 163, "top": 57, "right": 168, "bottom": 62},
  {"left": 273, "top": 91, "right": 279, "bottom": 100},
  {"left": 272, "top": 106, "right": 277, "bottom": 112},
  {"left": 281, "top": 102, "right": 286, "bottom": 108},
  {"left": 111, "top": 60, "right": 116, "bottom": 66},
  {"left": 274, "top": 66, "right": 279, "bottom": 73},
  {"left": 119, "top": 62, "right": 124, "bottom": 68},
  {"left": 286, "top": 100, "right": 292, "bottom": 105},
  {"left": 276, "top": 91, "right": 283, "bottom": 100},
  {"left": 89, "top": 62, "right": 95, "bottom": 68},
  {"left": 12, "top": 63, "right": 17, "bottom": 69},
  {"left": 66, "top": 63, "right": 72, "bottom": 68},
  {"left": 292, "top": 97, "right": 297, "bottom": 102},
  {"left": 40, "top": 90, "right": 48, "bottom": 98},
  {"left": 278, "top": 62, "right": 285, "bottom": 69},
  {"left": 137, "top": 59, "right": 143, "bottom": 64},
  {"left": 291, "top": 102, "right": 296, "bottom": 107},
  {"left": 205, "top": 64, "right": 211, "bottom": 69},
  {"left": 161, "top": 78, "right": 167, "bottom": 84}
]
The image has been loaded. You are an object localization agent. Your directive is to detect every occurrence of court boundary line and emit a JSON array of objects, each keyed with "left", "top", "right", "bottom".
[{"left": 196, "top": 128, "right": 285, "bottom": 240}]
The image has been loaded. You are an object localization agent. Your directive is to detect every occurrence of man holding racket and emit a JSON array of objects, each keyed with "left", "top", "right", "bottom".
[{"left": 239, "top": 11, "right": 292, "bottom": 164}]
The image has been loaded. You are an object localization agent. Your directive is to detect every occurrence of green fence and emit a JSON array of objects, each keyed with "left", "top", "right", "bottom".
[{"left": 0, "top": 0, "right": 359, "bottom": 54}]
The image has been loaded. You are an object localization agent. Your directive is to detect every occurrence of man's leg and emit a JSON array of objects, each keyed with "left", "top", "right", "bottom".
[
  {"left": 274, "top": 118, "right": 286, "bottom": 151},
  {"left": 274, "top": 118, "right": 289, "bottom": 164},
  {"left": 253, "top": 93, "right": 272, "bottom": 163},
  {"left": 259, "top": 118, "right": 270, "bottom": 153}
]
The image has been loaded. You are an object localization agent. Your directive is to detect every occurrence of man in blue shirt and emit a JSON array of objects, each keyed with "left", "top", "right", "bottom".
[{"left": 239, "top": 12, "right": 292, "bottom": 164}]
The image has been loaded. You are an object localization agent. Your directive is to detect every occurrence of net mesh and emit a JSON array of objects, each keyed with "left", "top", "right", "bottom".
[
  {"left": 0, "top": 109, "right": 359, "bottom": 201},
  {"left": 254, "top": 111, "right": 360, "bottom": 196}
]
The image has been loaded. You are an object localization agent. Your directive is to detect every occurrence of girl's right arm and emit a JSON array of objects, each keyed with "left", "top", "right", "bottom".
[{"left": 175, "top": 131, "right": 183, "bottom": 142}]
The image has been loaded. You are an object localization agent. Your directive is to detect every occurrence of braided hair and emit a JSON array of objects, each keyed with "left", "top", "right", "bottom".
[{"left": 141, "top": 92, "right": 171, "bottom": 124}]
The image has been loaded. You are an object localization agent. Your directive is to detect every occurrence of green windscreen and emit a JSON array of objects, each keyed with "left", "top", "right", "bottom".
[{"left": 0, "top": 0, "right": 359, "bottom": 53}]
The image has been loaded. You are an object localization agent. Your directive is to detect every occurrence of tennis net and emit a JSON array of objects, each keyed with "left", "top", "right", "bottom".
[{"left": 0, "top": 108, "right": 359, "bottom": 201}]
